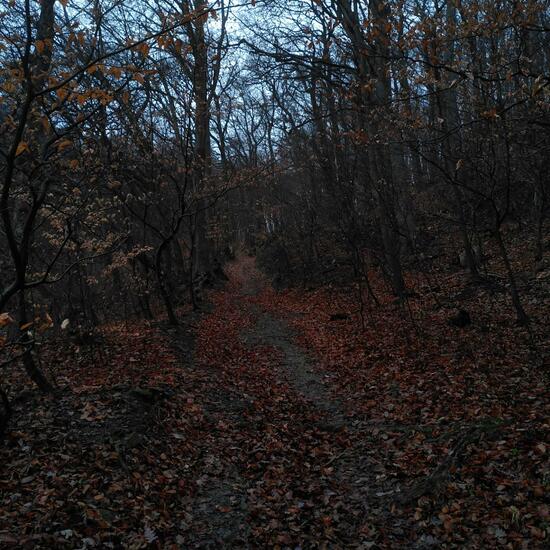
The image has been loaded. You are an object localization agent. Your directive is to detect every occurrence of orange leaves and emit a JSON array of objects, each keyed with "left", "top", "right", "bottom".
[
  {"left": 1, "top": 79, "right": 17, "bottom": 93},
  {"left": 80, "top": 402, "right": 105, "bottom": 422},
  {"left": 35, "top": 39, "right": 46, "bottom": 54},
  {"left": 17, "top": 313, "right": 54, "bottom": 334},
  {"left": 15, "top": 141, "right": 29, "bottom": 156},
  {"left": 535, "top": 442, "right": 547, "bottom": 456},
  {"left": 438, "top": 505, "right": 457, "bottom": 532},
  {"left": 40, "top": 116, "right": 51, "bottom": 132},
  {"left": 156, "top": 35, "right": 168, "bottom": 49},
  {"left": 242, "top": 247, "right": 549, "bottom": 543},
  {"left": 56, "top": 86, "right": 69, "bottom": 102},
  {"left": 481, "top": 108, "right": 500, "bottom": 120},
  {"left": 108, "top": 66, "right": 122, "bottom": 79},
  {"left": 135, "top": 42, "right": 150, "bottom": 57},
  {"left": 0, "top": 312, "right": 14, "bottom": 328},
  {"left": 56, "top": 139, "right": 73, "bottom": 153},
  {"left": 0, "top": 250, "right": 548, "bottom": 546},
  {"left": 157, "top": 35, "right": 190, "bottom": 57},
  {"left": 37, "top": 313, "right": 54, "bottom": 334}
]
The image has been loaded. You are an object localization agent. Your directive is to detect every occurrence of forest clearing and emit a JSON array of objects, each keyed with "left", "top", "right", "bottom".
[{"left": 1, "top": 0, "right": 549, "bottom": 548}]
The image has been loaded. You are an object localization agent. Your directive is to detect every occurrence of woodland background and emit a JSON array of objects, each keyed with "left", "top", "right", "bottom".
[{"left": 0, "top": 0, "right": 549, "bottom": 547}]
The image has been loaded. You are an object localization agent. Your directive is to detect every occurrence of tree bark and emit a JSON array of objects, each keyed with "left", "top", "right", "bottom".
[{"left": 18, "top": 291, "right": 53, "bottom": 393}]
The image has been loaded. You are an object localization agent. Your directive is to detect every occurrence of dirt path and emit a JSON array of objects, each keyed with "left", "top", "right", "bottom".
[
  {"left": 242, "top": 312, "right": 346, "bottom": 431},
  {"left": 168, "top": 256, "right": 542, "bottom": 549},
  {"left": 177, "top": 258, "right": 398, "bottom": 548}
]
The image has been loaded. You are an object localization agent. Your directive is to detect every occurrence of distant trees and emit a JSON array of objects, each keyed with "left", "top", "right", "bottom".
[
  {"left": 237, "top": 0, "right": 549, "bottom": 324},
  {"left": 1, "top": 0, "right": 549, "bottom": 399},
  {"left": 0, "top": 0, "right": 242, "bottom": 391}
]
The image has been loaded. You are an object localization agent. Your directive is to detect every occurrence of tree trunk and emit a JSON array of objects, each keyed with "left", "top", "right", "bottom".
[
  {"left": 494, "top": 226, "right": 529, "bottom": 325},
  {"left": 336, "top": 0, "right": 406, "bottom": 298},
  {"left": 436, "top": 1, "right": 480, "bottom": 279},
  {"left": 156, "top": 242, "right": 178, "bottom": 325},
  {"left": 18, "top": 291, "right": 53, "bottom": 393},
  {"left": 190, "top": 5, "right": 212, "bottom": 278}
]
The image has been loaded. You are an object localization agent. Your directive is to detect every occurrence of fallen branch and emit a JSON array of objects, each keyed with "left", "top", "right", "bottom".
[
  {"left": 399, "top": 420, "right": 509, "bottom": 504},
  {"left": 0, "top": 381, "right": 11, "bottom": 439}
]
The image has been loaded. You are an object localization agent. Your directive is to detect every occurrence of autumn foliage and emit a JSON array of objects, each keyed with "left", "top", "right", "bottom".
[{"left": 1, "top": 0, "right": 550, "bottom": 547}]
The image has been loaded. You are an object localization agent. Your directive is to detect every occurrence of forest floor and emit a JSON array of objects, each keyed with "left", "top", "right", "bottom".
[{"left": 0, "top": 255, "right": 549, "bottom": 548}]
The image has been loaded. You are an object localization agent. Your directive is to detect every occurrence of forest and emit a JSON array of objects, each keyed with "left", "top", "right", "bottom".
[{"left": 0, "top": 0, "right": 549, "bottom": 547}]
